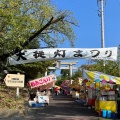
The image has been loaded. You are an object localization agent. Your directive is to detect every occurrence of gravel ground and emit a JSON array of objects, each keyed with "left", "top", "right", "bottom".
[{"left": 0, "top": 93, "right": 118, "bottom": 120}]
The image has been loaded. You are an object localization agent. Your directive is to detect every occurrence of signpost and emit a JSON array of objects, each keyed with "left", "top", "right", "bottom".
[
  {"left": 4, "top": 73, "right": 25, "bottom": 97},
  {"left": 4, "top": 74, "right": 25, "bottom": 87}
]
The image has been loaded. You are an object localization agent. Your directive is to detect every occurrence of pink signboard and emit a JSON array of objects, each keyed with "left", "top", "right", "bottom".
[{"left": 28, "top": 74, "right": 56, "bottom": 88}]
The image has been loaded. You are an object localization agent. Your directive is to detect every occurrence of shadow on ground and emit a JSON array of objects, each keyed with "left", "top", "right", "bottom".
[{"left": 25, "top": 94, "right": 100, "bottom": 120}]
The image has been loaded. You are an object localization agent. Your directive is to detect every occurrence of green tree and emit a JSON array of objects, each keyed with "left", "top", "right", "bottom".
[
  {"left": 0, "top": 0, "right": 78, "bottom": 79},
  {"left": 54, "top": 69, "right": 70, "bottom": 86},
  {"left": 55, "top": 76, "right": 63, "bottom": 86},
  {"left": 60, "top": 69, "right": 70, "bottom": 80},
  {"left": 81, "top": 60, "right": 120, "bottom": 77},
  {"left": 71, "top": 69, "right": 82, "bottom": 80},
  {"left": 0, "top": 0, "right": 78, "bottom": 59}
]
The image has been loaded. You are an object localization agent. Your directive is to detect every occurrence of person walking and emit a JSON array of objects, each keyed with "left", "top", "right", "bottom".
[
  {"left": 60, "top": 87, "right": 62, "bottom": 94},
  {"left": 55, "top": 87, "right": 59, "bottom": 96}
]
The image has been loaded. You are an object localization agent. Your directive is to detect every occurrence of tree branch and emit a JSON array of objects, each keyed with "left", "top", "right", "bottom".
[
  {"left": 0, "top": 15, "right": 66, "bottom": 61},
  {"left": 22, "top": 16, "right": 54, "bottom": 48}
]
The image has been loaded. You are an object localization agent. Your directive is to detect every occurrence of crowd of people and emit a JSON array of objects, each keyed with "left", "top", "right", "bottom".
[{"left": 29, "top": 87, "right": 64, "bottom": 101}]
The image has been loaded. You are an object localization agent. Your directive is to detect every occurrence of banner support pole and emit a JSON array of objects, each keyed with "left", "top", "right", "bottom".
[{"left": 16, "top": 73, "right": 20, "bottom": 97}]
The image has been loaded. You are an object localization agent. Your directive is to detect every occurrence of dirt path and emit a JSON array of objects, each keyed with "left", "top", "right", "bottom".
[
  {"left": 23, "top": 93, "right": 103, "bottom": 120},
  {"left": 0, "top": 93, "right": 112, "bottom": 120}
]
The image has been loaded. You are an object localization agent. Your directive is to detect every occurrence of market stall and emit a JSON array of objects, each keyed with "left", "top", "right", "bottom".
[
  {"left": 60, "top": 80, "right": 70, "bottom": 95},
  {"left": 69, "top": 77, "right": 82, "bottom": 99},
  {"left": 27, "top": 74, "right": 56, "bottom": 107},
  {"left": 95, "top": 89, "right": 116, "bottom": 113},
  {"left": 82, "top": 69, "right": 120, "bottom": 113},
  {"left": 82, "top": 78, "right": 96, "bottom": 107}
]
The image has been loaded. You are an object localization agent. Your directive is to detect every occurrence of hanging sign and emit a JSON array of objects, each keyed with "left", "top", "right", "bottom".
[
  {"left": 28, "top": 74, "right": 56, "bottom": 89},
  {"left": 4, "top": 74, "right": 25, "bottom": 87},
  {"left": 8, "top": 47, "right": 118, "bottom": 65}
]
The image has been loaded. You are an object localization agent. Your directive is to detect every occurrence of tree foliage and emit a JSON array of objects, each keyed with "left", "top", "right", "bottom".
[
  {"left": 0, "top": 0, "right": 78, "bottom": 80},
  {"left": 81, "top": 60, "right": 120, "bottom": 77},
  {"left": 55, "top": 76, "right": 63, "bottom": 86},
  {"left": 0, "top": 0, "right": 78, "bottom": 59},
  {"left": 71, "top": 69, "right": 82, "bottom": 80},
  {"left": 55, "top": 69, "right": 70, "bottom": 86}
]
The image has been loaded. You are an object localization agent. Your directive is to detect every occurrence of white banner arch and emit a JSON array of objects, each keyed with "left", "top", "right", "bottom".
[{"left": 8, "top": 47, "right": 119, "bottom": 65}]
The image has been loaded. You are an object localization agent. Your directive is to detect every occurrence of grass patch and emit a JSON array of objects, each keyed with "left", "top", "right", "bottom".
[{"left": 0, "top": 84, "right": 29, "bottom": 113}]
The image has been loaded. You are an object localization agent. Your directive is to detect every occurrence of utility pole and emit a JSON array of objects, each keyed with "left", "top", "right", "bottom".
[
  {"left": 98, "top": 0, "right": 106, "bottom": 72},
  {"left": 99, "top": 0, "right": 105, "bottom": 48},
  {"left": 118, "top": 45, "right": 120, "bottom": 76}
]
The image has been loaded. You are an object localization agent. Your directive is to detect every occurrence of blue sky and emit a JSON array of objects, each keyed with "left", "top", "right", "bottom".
[{"left": 50, "top": 0, "right": 120, "bottom": 75}]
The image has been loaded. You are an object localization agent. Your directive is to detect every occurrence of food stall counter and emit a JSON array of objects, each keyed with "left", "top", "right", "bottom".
[
  {"left": 95, "top": 100, "right": 117, "bottom": 113},
  {"left": 95, "top": 92, "right": 117, "bottom": 113}
]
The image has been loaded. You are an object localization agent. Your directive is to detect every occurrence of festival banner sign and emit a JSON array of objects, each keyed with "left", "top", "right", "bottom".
[
  {"left": 82, "top": 69, "right": 120, "bottom": 84},
  {"left": 28, "top": 74, "right": 56, "bottom": 89},
  {"left": 8, "top": 47, "right": 118, "bottom": 65}
]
